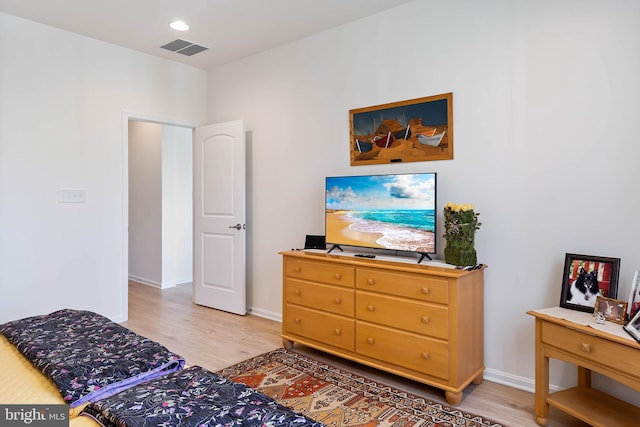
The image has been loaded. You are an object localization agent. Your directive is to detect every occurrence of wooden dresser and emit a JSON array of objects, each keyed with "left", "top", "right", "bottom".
[{"left": 280, "top": 250, "right": 486, "bottom": 405}]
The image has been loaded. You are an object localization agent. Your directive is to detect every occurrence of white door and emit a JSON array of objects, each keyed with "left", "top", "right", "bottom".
[{"left": 193, "top": 120, "right": 246, "bottom": 315}]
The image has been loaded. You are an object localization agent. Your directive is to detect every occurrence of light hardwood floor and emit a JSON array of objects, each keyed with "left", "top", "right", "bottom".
[{"left": 123, "top": 281, "right": 587, "bottom": 427}]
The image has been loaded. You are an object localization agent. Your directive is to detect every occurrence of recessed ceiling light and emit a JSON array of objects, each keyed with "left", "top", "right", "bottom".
[{"left": 169, "top": 21, "right": 189, "bottom": 31}]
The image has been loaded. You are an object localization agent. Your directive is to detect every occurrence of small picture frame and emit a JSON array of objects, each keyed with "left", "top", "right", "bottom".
[
  {"left": 560, "top": 253, "right": 621, "bottom": 313},
  {"left": 594, "top": 295, "right": 628, "bottom": 325},
  {"left": 627, "top": 270, "right": 640, "bottom": 321},
  {"left": 623, "top": 309, "right": 640, "bottom": 343}
]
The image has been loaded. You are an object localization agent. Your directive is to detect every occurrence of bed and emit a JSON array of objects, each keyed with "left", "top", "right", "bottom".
[
  {"left": 0, "top": 309, "right": 323, "bottom": 427},
  {"left": 0, "top": 309, "right": 185, "bottom": 415}
]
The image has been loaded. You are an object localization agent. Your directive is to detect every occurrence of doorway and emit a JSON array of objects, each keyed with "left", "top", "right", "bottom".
[{"left": 127, "top": 120, "right": 193, "bottom": 290}]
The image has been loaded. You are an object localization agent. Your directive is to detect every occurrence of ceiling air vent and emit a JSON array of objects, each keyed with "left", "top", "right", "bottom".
[{"left": 161, "top": 39, "right": 209, "bottom": 56}]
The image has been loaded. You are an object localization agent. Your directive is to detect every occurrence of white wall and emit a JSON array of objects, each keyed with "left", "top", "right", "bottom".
[
  {"left": 207, "top": 0, "right": 640, "bottom": 404},
  {"left": 2, "top": 0, "right": 639, "bottom": 407},
  {"left": 0, "top": 12, "right": 206, "bottom": 323},
  {"left": 128, "top": 121, "right": 163, "bottom": 286},
  {"left": 161, "top": 125, "right": 193, "bottom": 287},
  {"left": 128, "top": 122, "right": 193, "bottom": 288}
]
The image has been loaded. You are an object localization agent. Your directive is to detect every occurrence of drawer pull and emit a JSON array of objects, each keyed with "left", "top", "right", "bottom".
[
  {"left": 294, "top": 289, "right": 301, "bottom": 296},
  {"left": 335, "top": 329, "right": 341, "bottom": 336},
  {"left": 334, "top": 298, "right": 341, "bottom": 304},
  {"left": 294, "top": 267, "right": 301, "bottom": 273},
  {"left": 367, "top": 278, "right": 375, "bottom": 285},
  {"left": 367, "top": 338, "right": 375, "bottom": 345},
  {"left": 422, "top": 316, "right": 430, "bottom": 324},
  {"left": 367, "top": 305, "right": 375, "bottom": 312},
  {"left": 334, "top": 273, "right": 341, "bottom": 280},
  {"left": 295, "top": 318, "right": 301, "bottom": 324},
  {"left": 582, "top": 343, "right": 591, "bottom": 353},
  {"left": 422, "top": 352, "right": 430, "bottom": 360},
  {"left": 422, "top": 288, "right": 430, "bottom": 295}
]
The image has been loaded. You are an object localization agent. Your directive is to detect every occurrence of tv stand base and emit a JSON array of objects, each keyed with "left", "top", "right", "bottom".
[
  {"left": 327, "top": 244, "right": 343, "bottom": 253},
  {"left": 417, "top": 252, "right": 432, "bottom": 263}
]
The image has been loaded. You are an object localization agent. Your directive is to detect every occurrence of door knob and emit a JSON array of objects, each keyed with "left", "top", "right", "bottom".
[{"left": 228, "top": 223, "right": 242, "bottom": 230}]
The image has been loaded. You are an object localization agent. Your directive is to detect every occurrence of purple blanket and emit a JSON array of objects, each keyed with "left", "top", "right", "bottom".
[{"left": 0, "top": 309, "right": 185, "bottom": 407}]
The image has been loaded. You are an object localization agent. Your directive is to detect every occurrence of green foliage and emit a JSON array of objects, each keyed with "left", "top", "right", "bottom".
[
  {"left": 443, "top": 206, "right": 481, "bottom": 242},
  {"left": 443, "top": 203, "right": 481, "bottom": 266},
  {"left": 444, "top": 247, "right": 477, "bottom": 266}
]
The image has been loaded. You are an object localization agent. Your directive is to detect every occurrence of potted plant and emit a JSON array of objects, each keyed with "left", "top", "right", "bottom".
[{"left": 443, "top": 202, "right": 481, "bottom": 266}]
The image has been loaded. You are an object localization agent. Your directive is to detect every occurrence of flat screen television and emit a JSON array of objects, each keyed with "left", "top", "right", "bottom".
[{"left": 325, "top": 172, "right": 437, "bottom": 261}]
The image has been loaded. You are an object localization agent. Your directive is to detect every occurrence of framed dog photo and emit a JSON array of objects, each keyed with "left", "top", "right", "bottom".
[
  {"left": 623, "top": 309, "right": 640, "bottom": 343},
  {"left": 594, "top": 295, "right": 628, "bottom": 325},
  {"left": 560, "top": 253, "right": 621, "bottom": 313}
]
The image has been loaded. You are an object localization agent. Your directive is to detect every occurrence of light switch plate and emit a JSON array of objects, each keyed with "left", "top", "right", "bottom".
[{"left": 58, "top": 188, "right": 86, "bottom": 203}]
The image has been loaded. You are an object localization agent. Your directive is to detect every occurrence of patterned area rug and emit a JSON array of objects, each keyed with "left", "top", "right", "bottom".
[{"left": 216, "top": 348, "right": 504, "bottom": 427}]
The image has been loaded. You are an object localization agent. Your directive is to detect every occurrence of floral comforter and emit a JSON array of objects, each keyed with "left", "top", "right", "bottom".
[
  {"left": 80, "top": 365, "right": 324, "bottom": 427},
  {"left": 0, "top": 309, "right": 185, "bottom": 408}
]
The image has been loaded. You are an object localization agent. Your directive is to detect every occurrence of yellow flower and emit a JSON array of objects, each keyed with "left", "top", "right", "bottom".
[
  {"left": 446, "top": 202, "right": 475, "bottom": 212},
  {"left": 443, "top": 202, "right": 482, "bottom": 241}
]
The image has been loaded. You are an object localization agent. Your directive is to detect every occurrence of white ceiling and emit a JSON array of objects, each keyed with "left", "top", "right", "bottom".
[{"left": 0, "top": 0, "right": 414, "bottom": 70}]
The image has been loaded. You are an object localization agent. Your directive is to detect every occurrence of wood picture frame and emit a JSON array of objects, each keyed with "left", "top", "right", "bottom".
[
  {"left": 350, "top": 93, "right": 453, "bottom": 166},
  {"left": 594, "top": 295, "right": 628, "bottom": 325},
  {"left": 627, "top": 270, "right": 640, "bottom": 321},
  {"left": 559, "top": 253, "right": 620, "bottom": 313},
  {"left": 624, "top": 308, "right": 640, "bottom": 343}
]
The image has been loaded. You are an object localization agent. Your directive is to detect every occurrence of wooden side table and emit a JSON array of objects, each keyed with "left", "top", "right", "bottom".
[{"left": 527, "top": 307, "right": 640, "bottom": 426}]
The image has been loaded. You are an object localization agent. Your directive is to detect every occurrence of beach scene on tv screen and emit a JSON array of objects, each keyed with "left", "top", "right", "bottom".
[{"left": 325, "top": 173, "right": 436, "bottom": 253}]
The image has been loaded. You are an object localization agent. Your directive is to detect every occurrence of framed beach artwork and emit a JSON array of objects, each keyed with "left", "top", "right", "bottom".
[
  {"left": 350, "top": 93, "right": 453, "bottom": 166},
  {"left": 559, "top": 253, "right": 621, "bottom": 313}
]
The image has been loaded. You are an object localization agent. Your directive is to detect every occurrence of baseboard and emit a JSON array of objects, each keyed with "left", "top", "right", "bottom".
[
  {"left": 128, "top": 275, "right": 161, "bottom": 288},
  {"left": 161, "top": 278, "right": 192, "bottom": 289},
  {"left": 110, "top": 313, "right": 126, "bottom": 323},
  {"left": 247, "top": 306, "right": 282, "bottom": 322},
  {"left": 483, "top": 367, "right": 563, "bottom": 394}
]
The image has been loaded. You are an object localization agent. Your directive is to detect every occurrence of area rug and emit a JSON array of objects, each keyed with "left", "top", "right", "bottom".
[{"left": 216, "top": 348, "right": 504, "bottom": 427}]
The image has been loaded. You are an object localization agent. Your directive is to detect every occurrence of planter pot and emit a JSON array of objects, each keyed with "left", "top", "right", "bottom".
[
  {"left": 444, "top": 246, "right": 477, "bottom": 266},
  {"left": 444, "top": 236, "right": 476, "bottom": 266}
]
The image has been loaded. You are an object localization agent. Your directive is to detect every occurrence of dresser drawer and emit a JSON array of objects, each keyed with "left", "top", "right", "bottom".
[
  {"left": 286, "top": 278, "right": 354, "bottom": 316},
  {"left": 286, "top": 258, "right": 354, "bottom": 288},
  {"left": 285, "top": 305, "right": 355, "bottom": 351},
  {"left": 542, "top": 321, "right": 640, "bottom": 379},
  {"left": 355, "top": 291, "right": 448, "bottom": 339},
  {"left": 356, "top": 321, "right": 449, "bottom": 380},
  {"left": 356, "top": 268, "right": 448, "bottom": 304}
]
